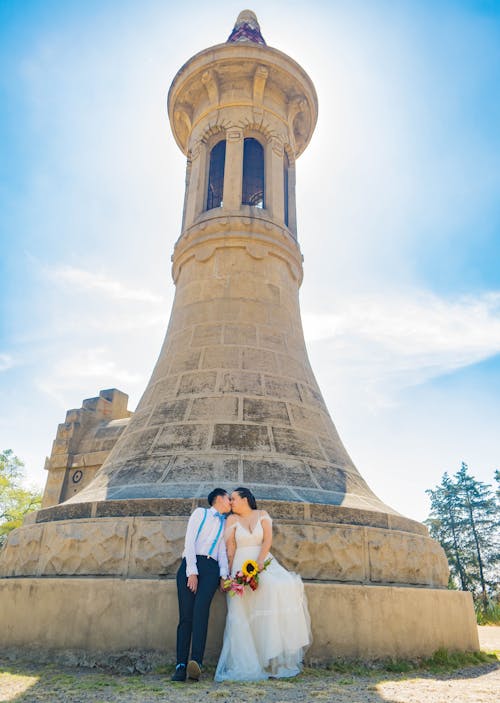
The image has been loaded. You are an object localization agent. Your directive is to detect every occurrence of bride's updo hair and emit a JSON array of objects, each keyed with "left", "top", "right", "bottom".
[{"left": 234, "top": 486, "right": 257, "bottom": 510}]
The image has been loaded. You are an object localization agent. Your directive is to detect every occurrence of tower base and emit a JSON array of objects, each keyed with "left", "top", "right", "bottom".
[{"left": 0, "top": 578, "right": 478, "bottom": 667}]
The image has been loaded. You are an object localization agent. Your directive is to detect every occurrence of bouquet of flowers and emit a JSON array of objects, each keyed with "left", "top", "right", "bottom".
[{"left": 223, "top": 557, "right": 272, "bottom": 597}]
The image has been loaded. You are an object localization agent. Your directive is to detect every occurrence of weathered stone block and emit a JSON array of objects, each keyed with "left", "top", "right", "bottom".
[
  {"left": 168, "top": 350, "right": 201, "bottom": 375},
  {"left": 242, "top": 348, "right": 277, "bottom": 372},
  {"left": 166, "top": 456, "right": 239, "bottom": 482},
  {"left": 113, "top": 458, "right": 169, "bottom": 486},
  {"left": 0, "top": 524, "right": 44, "bottom": 577},
  {"left": 191, "top": 324, "right": 223, "bottom": 347},
  {"left": 39, "top": 520, "right": 129, "bottom": 576},
  {"left": 212, "top": 424, "right": 271, "bottom": 451},
  {"left": 220, "top": 371, "right": 263, "bottom": 395},
  {"left": 289, "top": 404, "right": 325, "bottom": 432},
  {"left": 189, "top": 396, "right": 238, "bottom": 421},
  {"left": 128, "top": 517, "right": 187, "bottom": 577},
  {"left": 177, "top": 371, "right": 217, "bottom": 395},
  {"left": 242, "top": 398, "right": 290, "bottom": 425},
  {"left": 298, "top": 383, "right": 325, "bottom": 407},
  {"left": 273, "top": 523, "right": 366, "bottom": 581},
  {"left": 147, "top": 399, "right": 189, "bottom": 426},
  {"left": 113, "top": 428, "right": 160, "bottom": 461},
  {"left": 243, "top": 458, "right": 310, "bottom": 485},
  {"left": 276, "top": 354, "right": 307, "bottom": 381},
  {"left": 272, "top": 427, "right": 324, "bottom": 460},
  {"left": 368, "top": 530, "right": 449, "bottom": 587},
  {"left": 318, "top": 435, "right": 354, "bottom": 468},
  {"left": 223, "top": 324, "right": 257, "bottom": 345},
  {"left": 153, "top": 424, "right": 210, "bottom": 452},
  {"left": 264, "top": 375, "right": 301, "bottom": 401},
  {"left": 202, "top": 346, "right": 240, "bottom": 369},
  {"left": 258, "top": 327, "right": 286, "bottom": 351},
  {"left": 308, "top": 464, "right": 347, "bottom": 492}
]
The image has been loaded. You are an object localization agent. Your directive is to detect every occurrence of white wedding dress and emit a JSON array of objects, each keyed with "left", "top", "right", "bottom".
[{"left": 214, "top": 515, "right": 311, "bottom": 681}]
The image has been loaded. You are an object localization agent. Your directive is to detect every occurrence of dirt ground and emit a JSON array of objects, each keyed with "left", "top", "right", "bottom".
[{"left": 0, "top": 626, "right": 498, "bottom": 703}]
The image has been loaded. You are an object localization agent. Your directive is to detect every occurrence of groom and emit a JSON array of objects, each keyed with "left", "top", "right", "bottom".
[{"left": 171, "top": 488, "right": 231, "bottom": 682}]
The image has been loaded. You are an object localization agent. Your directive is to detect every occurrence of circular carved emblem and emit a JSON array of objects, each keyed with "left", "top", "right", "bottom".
[{"left": 72, "top": 470, "right": 83, "bottom": 484}]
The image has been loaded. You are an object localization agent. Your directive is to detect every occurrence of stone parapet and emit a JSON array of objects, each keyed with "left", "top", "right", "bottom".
[{"left": 0, "top": 512, "right": 447, "bottom": 586}]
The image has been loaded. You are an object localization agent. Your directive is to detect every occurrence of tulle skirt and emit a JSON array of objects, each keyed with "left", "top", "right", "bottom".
[{"left": 214, "top": 546, "right": 311, "bottom": 681}]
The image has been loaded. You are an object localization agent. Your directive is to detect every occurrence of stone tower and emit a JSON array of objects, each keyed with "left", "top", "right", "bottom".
[{"left": 0, "top": 11, "right": 478, "bottom": 663}]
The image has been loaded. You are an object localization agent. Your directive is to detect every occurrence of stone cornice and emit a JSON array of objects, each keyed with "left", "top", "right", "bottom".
[
  {"left": 168, "top": 43, "right": 318, "bottom": 157},
  {"left": 171, "top": 213, "right": 304, "bottom": 285}
]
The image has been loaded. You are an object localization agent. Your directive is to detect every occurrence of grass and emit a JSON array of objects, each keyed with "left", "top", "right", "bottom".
[
  {"left": 304, "top": 647, "right": 498, "bottom": 677},
  {"left": 0, "top": 649, "right": 497, "bottom": 701},
  {"left": 476, "top": 601, "right": 500, "bottom": 625}
]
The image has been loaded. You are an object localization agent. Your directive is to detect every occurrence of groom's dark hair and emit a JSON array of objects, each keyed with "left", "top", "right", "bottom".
[{"left": 208, "top": 488, "right": 228, "bottom": 506}]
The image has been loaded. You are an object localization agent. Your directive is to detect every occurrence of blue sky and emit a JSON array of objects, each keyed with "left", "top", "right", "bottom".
[{"left": 1, "top": 0, "right": 499, "bottom": 521}]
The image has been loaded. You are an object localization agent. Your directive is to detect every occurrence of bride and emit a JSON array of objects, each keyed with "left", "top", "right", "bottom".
[{"left": 214, "top": 487, "right": 311, "bottom": 682}]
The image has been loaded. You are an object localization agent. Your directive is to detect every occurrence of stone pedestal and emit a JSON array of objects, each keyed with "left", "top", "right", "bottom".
[{"left": 0, "top": 578, "right": 478, "bottom": 667}]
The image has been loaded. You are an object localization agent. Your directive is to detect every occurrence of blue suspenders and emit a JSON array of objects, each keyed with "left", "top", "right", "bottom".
[{"left": 195, "top": 509, "right": 224, "bottom": 558}]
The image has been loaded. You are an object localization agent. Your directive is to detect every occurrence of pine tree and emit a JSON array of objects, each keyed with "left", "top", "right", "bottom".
[
  {"left": 455, "top": 462, "right": 499, "bottom": 608},
  {"left": 426, "top": 464, "right": 500, "bottom": 609},
  {"left": 426, "top": 472, "right": 469, "bottom": 590}
]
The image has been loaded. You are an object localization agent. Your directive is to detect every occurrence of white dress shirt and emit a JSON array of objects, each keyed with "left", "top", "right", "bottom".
[{"left": 183, "top": 506, "right": 229, "bottom": 578}]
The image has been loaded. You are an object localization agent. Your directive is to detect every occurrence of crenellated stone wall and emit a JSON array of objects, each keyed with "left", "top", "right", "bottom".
[{"left": 41, "top": 389, "right": 132, "bottom": 508}]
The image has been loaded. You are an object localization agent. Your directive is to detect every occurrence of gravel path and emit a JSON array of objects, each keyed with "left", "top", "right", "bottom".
[{"left": 0, "top": 627, "right": 498, "bottom": 703}]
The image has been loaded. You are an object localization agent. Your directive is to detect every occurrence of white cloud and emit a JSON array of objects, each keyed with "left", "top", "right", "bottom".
[
  {"left": 46, "top": 264, "right": 164, "bottom": 303},
  {"left": 304, "top": 288, "right": 500, "bottom": 403},
  {"left": 35, "top": 347, "right": 143, "bottom": 406},
  {"left": 0, "top": 354, "right": 15, "bottom": 372}
]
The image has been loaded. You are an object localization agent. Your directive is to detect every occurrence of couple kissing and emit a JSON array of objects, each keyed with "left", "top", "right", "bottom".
[{"left": 172, "top": 487, "right": 311, "bottom": 682}]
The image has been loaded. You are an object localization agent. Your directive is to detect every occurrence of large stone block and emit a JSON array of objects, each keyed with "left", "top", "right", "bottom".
[
  {"left": 223, "top": 323, "right": 257, "bottom": 345},
  {"left": 242, "top": 398, "right": 290, "bottom": 425},
  {"left": 212, "top": 423, "right": 271, "bottom": 451},
  {"left": 202, "top": 346, "right": 241, "bottom": 369},
  {"left": 242, "top": 458, "right": 310, "bottom": 485},
  {"left": 189, "top": 395, "right": 239, "bottom": 421},
  {"left": 191, "top": 323, "right": 223, "bottom": 347},
  {"left": 38, "top": 519, "right": 129, "bottom": 576},
  {"left": 272, "top": 426, "right": 324, "bottom": 460},
  {"left": 220, "top": 370, "right": 264, "bottom": 395},
  {"left": 0, "top": 579, "right": 479, "bottom": 663},
  {"left": 177, "top": 370, "right": 217, "bottom": 395},
  {"left": 153, "top": 423, "right": 210, "bottom": 453}
]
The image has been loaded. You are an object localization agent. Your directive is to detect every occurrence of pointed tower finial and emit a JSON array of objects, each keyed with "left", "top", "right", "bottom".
[{"left": 227, "top": 9, "right": 266, "bottom": 45}]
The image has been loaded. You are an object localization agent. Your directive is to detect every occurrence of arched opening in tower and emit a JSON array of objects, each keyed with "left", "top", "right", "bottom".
[
  {"left": 284, "top": 151, "right": 290, "bottom": 227},
  {"left": 206, "top": 139, "right": 226, "bottom": 210},
  {"left": 242, "top": 138, "right": 264, "bottom": 207}
]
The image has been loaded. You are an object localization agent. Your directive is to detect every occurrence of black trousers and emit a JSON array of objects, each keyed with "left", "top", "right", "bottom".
[{"left": 175, "top": 556, "right": 220, "bottom": 666}]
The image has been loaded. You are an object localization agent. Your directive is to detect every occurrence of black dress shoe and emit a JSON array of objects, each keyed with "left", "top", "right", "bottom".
[
  {"left": 171, "top": 664, "right": 186, "bottom": 681},
  {"left": 187, "top": 659, "right": 201, "bottom": 681}
]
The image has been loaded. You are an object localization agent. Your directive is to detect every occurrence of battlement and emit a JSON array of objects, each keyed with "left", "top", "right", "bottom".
[{"left": 42, "top": 389, "right": 132, "bottom": 508}]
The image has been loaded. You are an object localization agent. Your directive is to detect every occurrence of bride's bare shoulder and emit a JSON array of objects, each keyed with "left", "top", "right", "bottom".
[
  {"left": 225, "top": 514, "right": 238, "bottom": 526},
  {"left": 260, "top": 510, "right": 272, "bottom": 522}
]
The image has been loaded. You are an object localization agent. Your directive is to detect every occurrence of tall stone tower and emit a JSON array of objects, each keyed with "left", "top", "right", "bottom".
[{"left": 0, "top": 11, "right": 478, "bottom": 663}]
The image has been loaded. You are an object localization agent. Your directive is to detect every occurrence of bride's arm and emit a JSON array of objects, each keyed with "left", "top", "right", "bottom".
[
  {"left": 224, "top": 515, "right": 237, "bottom": 573},
  {"left": 257, "top": 511, "right": 272, "bottom": 570}
]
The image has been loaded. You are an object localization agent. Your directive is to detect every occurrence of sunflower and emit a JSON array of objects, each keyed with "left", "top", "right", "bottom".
[{"left": 241, "top": 559, "right": 259, "bottom": 578}]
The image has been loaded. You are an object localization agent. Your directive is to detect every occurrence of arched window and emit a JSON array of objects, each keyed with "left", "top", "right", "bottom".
[
  {"left": 206, "top": 140, "right": 226, "bottom": 210},
  {"left": 284, "top": 151, "right": 290, "bottom": 227},
  {"left": 242, "top": 138, "right": 264, "bottom": 208}
]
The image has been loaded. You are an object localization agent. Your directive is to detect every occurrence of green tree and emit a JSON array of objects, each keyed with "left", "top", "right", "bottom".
[
  {"left": 426, "top": 464, "right": 500, "bottom": 610},
  {"left": 0, "top": 449, "right": 42, "bottom": 547},
  {"left": 426, "top": 472, "right": 469, "bottom": 590},
  {"left": 455, "top": 462, "right": 499, "bottom": 608}
]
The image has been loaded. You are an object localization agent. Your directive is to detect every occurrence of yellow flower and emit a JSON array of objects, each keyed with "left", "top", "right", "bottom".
[{"left": 241, "top": 559, "right": 259, "bottom": 578}]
